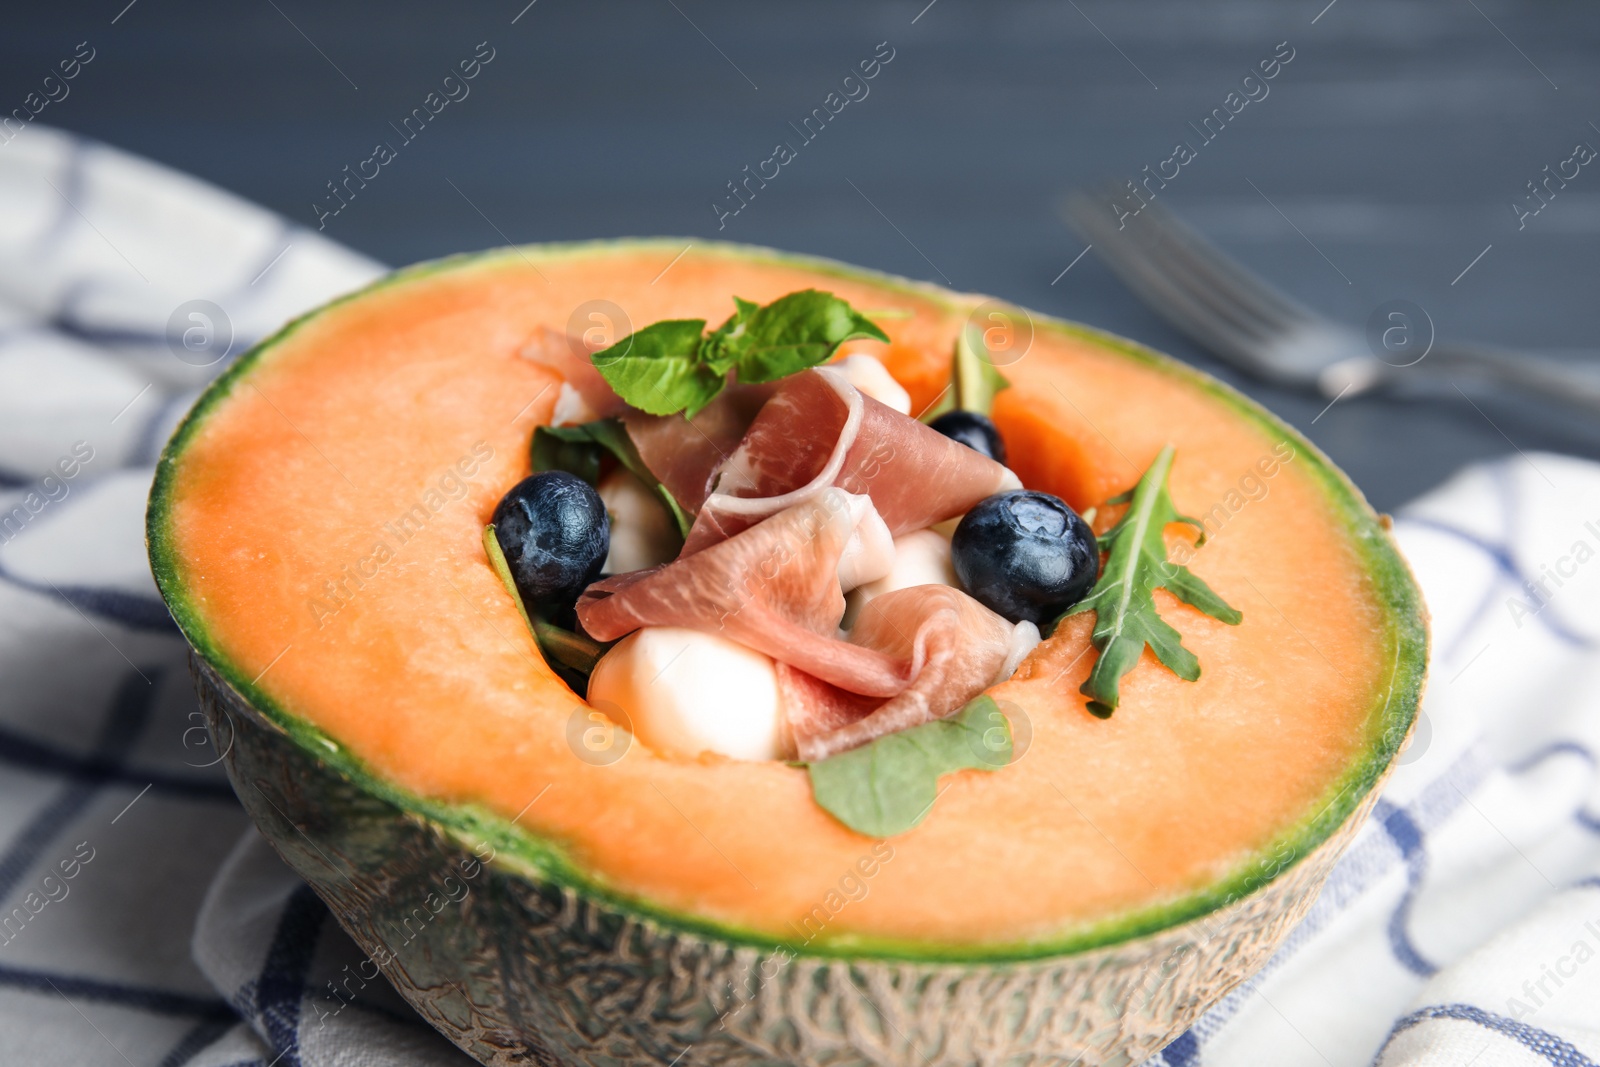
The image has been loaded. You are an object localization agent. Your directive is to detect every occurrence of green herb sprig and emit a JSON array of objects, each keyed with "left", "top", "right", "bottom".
[
  {"left": 1064, "top": 445, "right": 1242, "bottom": 718},
  {"left": 591, "top": 290, "right": 889, "bottom": 417},
  {"left": 919, "top": 321, "right": 1011, "bottom": 421},
  {"left": 532, "top": 418, "right": 692, "bottom": 538},
  {"left": 483, "top": 525, "right": 610, "bottom": 691},
  {"left": 806, "top": 695, "right": 1013, "bottom": 838}
]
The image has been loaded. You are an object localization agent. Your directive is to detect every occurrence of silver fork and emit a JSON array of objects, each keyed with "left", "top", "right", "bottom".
[{"left": 1062, "top": 189, "right": 1600, "bottom": 417}]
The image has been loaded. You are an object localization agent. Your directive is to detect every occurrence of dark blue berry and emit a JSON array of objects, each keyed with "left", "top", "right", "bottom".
[
  {"left": 952, "top": 491, "right": 1098, "bottom": 626},
  {"left": 929, "top": 411, "right": 1007, "bottom": 465},
  {"left": 492, "top": 471, "right": 609, "bottom": 617}
]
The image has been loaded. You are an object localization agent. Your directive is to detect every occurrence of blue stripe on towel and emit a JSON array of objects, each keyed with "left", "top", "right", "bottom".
[
  {"left": 132, "top": 391, "right": 192, "bottom": 466},
  {"left": 254, "top": 884, "right": 326, "bottom": 1067},
  {"left": 1378, "top": 1003, "right": 1599, "bottom": 1067},
  {"left": 0, "top": 721, "right": 238, "bottom": 801},
  {"left": 1510, "top": 741, "right": 1597, "bottom": 774},
  {"left": 32, "top": 139, "right": 87, "bottom": 258},
  {"left": 1159, "top": 1027, "right": 1198, "bottom": 1065},
  {"left": 0, "top": 554, "right": 177, "bottom": 632},
  {"left": 0, "top": 963, "right": 234, "bottom": 1019},
  {"left": 1372, "top": 800, "right": 1437, "bottom": 977},
  {"left": 1399, "top": 515, "right": 1597, "bottom": 651},
  {"left": 0, "top": 669, "right": 158, "bottom": 901},
  {"left": 156, "top": 1017, "right": 240, "bottom": 1067},
  {"left": 1506, "top": 743, "right": 1600, "bottom": 835}
]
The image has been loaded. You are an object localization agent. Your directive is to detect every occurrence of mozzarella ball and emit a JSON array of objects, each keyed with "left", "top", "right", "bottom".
[
  {"left": 835, "top": 493, "right": 896, "bottom": 592},
  {"left": 834, "top": 354, "right": 912, "bottom": 414},
  {"left": 587, "top": 627, "right": 784, "bottom": 761},
  {"left": 550, "top": 382, "right": 601, "bottom": 427},
  {"left": 842, "top": 528, "right": 957, "bottom": 627},
  {"left": 597, "top": 468, "right": 678, "bottom": 573},
  {"left": 996, "top": 620, "right": 1042, "bottom": 682},
  {"left": 858, "top": 528, "right": 956, "bottom": 598}
]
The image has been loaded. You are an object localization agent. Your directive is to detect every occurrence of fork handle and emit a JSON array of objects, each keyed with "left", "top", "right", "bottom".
[{"left": 1396, "top": 343, "right": 1600, "bottom": 415}]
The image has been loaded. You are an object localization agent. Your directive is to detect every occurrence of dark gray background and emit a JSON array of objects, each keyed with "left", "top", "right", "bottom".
[{"left": 8, "top": 0, "right": 1598, "bottom": 510}]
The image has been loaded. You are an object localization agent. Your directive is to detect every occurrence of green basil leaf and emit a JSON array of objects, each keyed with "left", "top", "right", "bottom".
[
  {"left": 725, "top": 290, "right": 891, "bottom": 384},
  {"left": 806, "top": 695, "right": 1013, "bottom": 838},
  {"left": 586, "top": 292, "right": 888, "bottom": 417},
  {"left": 590, "top": 318, "right": 724, "bottom": 417},
  {"left": 702, "top": 296, "right": 761, "bottom": 374},
  {"left": 1064, "top": 444, "right": 1243, "bottom": 717},
  {"left": 532, "top": 419, "right": 692, "bottom": 539}
]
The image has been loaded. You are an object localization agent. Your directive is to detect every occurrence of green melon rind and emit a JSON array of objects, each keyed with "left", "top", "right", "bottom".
[{"left": 146, "top": 238, "right": 1427, "bottom": 965}]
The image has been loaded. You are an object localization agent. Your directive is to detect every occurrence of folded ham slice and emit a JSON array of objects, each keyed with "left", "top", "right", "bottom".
[
  {"left": 621, "top": 382, "right": 775, "bottom": 513},
  {"left": 578, "top": 490, "right": 908, "bottom": 697},
  {"left": 681, "top": 368, "right": 1019, "bottom": 555},
  {"left": 780, "top": 586, "right": 1036, "bottom": 762},
  {"left": 520, "top": 327, "right": 626, "bottom": 425}
]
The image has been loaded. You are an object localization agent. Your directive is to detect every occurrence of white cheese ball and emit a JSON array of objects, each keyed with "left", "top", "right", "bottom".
[
  {"left": 550, "top": 382, "right": 601, "bottom": 426},
  {"left": 857, "top": 528, "right": 956, "bottom": 599},
  {"left": 833, "top": 353, "right": 912, "bottom": 414},
  {"left": 835, "top": 492, "right": 896, "bottom": 593},
  {"left": 587, "top": 627, "right": 784, "bottom": 761},
  {"left": 842, "top": 528, "right": 957, "bottom": 627},
  {"left": 996, "top": 620, "right": 1042, "bottom": 683},
  {"left": 597, "top": 468, "right": 678, "bottom": 574}
]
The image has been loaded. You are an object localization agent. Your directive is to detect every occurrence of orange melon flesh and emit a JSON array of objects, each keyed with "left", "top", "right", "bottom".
[{"left": 157, "top": 245, "right": 1400, "bottom": 950}]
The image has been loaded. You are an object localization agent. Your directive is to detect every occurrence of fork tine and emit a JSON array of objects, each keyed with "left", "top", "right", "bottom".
[
  {"left": 1071, "top": 188, "right": 1310, "bottom": 344},
  {"left": 1063, "top": 190, "right": 1273, "bottom": 364},
  {"left": 1063, "top": 188, "right": 1320, "bottom": 372},
  {"left": 1122, "top": 195, "right": 1316, "bottom": 336}
]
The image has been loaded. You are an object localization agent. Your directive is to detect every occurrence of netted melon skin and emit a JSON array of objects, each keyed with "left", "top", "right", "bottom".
[{"left": 196, "top": 656, "right": 1386, "bottom": 1067}]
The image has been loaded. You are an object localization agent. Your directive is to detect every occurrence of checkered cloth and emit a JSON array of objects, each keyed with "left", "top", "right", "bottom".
[{"left": 2, "top": 124, "right": 1598, "bottom": 1067}]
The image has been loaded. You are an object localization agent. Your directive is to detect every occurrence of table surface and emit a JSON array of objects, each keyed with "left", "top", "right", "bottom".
[{"left": 7, "top": 0, "right": 1598, "bottom": 511}]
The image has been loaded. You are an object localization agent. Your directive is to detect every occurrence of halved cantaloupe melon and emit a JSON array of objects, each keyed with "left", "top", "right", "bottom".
[{"left": 147, "top": 241, "right": 1427, "bottom": 1067}]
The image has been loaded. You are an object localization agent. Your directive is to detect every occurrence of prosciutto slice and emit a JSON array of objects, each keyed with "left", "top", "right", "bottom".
[
  {"left": 577, "top": 490, "right": 908, "bottom": 696},
  {"left": 780, "top": 586, "right": 1038, "bottom": 762},
  {"left": 519, "top": 327, "right": 626, "bottom": 424},
  {"left": 621, "top": 382, "right": 775, "bottom": 513},
  {"left": 682, "top": 368, "right": 1018, "bottom": 555}
]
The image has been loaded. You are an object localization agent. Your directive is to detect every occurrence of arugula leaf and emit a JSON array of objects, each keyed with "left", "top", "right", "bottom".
[
  {"left": 919, "top": 322, "right": 1011, "bottom": 421},
  {"left": 531, "top": 419, "right": 692, "bottom": 538},
  {"left": 531, "top": 425, "right": 602, "bottom": 485},
  {"left": 954, "top": 322, "right": 1011, "bottom": 414},
  {"left": 590, "top": 319, "right": 723, "bottom": 417},
  {"left": 720, "top": 289, "right": 889, "bottom": 384},
  {"left": 807, "top": 695, "right": 1013, "bottom": 838},
  {"left": 483, "top": 525, "right": 610, "bottom": 686},
  {"left": 1064, "top": 445, "right": 1242, "bottom": 718},
  {"left": 590, "top": 291, "right": 887, "bottom": 416}
]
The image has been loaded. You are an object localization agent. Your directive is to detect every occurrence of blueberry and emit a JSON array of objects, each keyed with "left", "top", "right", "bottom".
[
  {"left": 492, "top": 471, "right": 609, "bottom": 617},
  {"left": 951, "top": 491, "right": 1098, "bottom": 626},
  {"left": 929, "top": 411, "right": 1007, "bottom": 465}
]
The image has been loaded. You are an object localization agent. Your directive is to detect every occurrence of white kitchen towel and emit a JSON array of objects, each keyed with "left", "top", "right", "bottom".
[
  {"left": 1152, "top": 454, "right": 1600, "bottom": 1067},
  {"left": 0, "top": 123, "right": 380, "bottom": 1067},
  {"left": 2, "top": 124, "right": 1599, "bottom": 1067}
]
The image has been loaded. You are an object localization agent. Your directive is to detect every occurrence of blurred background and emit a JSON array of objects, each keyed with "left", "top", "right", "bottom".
[{"left": 5, "top": 0, "right": 1599, "bottom": 508}]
